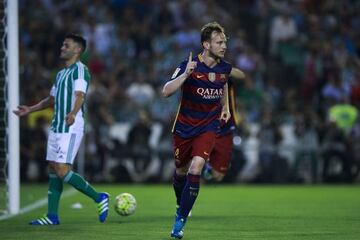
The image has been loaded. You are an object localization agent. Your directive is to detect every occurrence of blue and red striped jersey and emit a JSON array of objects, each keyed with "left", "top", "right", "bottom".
[{"left": 170, "top": 54, "right": 232, "bottom": 138}]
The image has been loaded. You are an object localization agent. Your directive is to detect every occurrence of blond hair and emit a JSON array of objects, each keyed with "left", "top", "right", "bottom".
[{"left": 200, "top": 22, "right": 225, "bottom": 44}]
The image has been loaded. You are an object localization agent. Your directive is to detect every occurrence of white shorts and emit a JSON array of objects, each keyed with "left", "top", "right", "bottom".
[{"left": 46, "top": 130, "right": 84, "bottom": 164}]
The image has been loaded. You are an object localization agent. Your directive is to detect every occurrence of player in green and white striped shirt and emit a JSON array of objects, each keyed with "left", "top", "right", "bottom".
[
  {"left": 14, "top": 34, "right": 109, "bottom": 225},
  {"left": 50, "top": 59, "right": 90, "bottom": 133}
]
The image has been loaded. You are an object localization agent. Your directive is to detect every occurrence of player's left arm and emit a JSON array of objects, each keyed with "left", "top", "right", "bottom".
[
  {"left": 66, "top": 67, "right": 89, "bottom": 126},
  {"left": 65, "top": 91, "right": 85, "bottom": 126},
  {"left": 220, "top": 83, "right": 231, "bottom": 122},
  {"left": 230, "top": 67, "right": 252, "bottom": 88},
  {"left": 230, "top": 67, "right": 245, "bottom": 80}
]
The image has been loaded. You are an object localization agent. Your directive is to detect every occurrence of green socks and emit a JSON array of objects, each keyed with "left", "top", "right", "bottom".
[
  {"left": 63, "top": 170, "right": 99, "bottom": 201},
  {"left": 48, "top": 173, "right": 63, "bottom": 216},
  {"left": 47, "top": 171, "right": 100, "bottom": 216}
]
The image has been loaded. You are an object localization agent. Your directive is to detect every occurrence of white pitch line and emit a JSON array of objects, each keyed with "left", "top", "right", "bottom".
[{"left": 0, "top": 188, "right": 77, "bottom": 221}]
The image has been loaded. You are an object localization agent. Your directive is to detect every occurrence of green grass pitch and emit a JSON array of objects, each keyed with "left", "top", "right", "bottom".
[{"left": 0, "top": 184, "right": 359, "bottom": 240}]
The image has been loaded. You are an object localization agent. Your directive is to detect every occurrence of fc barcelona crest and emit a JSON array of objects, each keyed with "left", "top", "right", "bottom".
[{"left": 208, "top": 72, "right": 216, "bottom": 82}]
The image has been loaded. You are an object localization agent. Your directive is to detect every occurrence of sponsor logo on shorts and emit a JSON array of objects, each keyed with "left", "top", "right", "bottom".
[{"left": 174, "top": 148, "right": 180, "bottom": 159}]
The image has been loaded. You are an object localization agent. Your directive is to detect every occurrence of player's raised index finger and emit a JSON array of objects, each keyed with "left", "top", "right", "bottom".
[{"left": 188, "top": 52, "right": 192, "bottom": 62}]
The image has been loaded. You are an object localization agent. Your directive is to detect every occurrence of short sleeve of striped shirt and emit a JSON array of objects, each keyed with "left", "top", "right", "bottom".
[
  {"left": 73, "top": 63, "right": 91, "bottom": 94},
  {"left": 50, "top": 71, "right": 62, "bottom": 97},
  {"left": 220, "top": 60, "right": 232, "bottom": 75},
  {"left": 50, "top": 85, "right": 56, "bottom": 97},
  {"left": 170, "top": 61, "right": 187, "bottom": 80}
]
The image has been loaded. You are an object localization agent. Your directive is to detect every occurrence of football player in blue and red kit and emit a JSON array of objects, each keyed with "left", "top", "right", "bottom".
[
  {"left": 162, "top": 22, "right": 245, "bottom": 239},
  {"left": 203, "top": 77, "right": 246, "bottom": 182}
]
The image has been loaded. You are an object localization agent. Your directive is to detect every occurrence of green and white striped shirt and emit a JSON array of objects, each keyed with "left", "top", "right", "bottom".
[{"left": 50, "top": 61, "right": 90, "bottom": 133}]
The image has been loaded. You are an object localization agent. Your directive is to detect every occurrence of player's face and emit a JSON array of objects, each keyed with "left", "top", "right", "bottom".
[
  {"left": 209, "top": 32, "right": 227, "bottom": 59},
  {"left": 60, "top": 38, "right": 80, "bottom": 60}
]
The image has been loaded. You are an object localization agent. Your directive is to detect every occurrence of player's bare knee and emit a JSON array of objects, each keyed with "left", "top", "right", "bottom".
[
  {"left": 54, "top": 169, "right": 68, "bottom": 179},
  {"left": 54, "top": 164, "right": 71, "bottom": 179},
  {"left": 48, "top": 162, "right": 56, "bottom": 173},
  {"left": 212, "top": 171, "right": 225, "bottom": 182},
  {"left": 188, "top": 156, "right": 206, "bottom": 175}
]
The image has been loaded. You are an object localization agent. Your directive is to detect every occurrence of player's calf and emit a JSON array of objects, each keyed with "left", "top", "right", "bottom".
[{"left": 175, "top": 205, "right": 192, "bottom": 219}]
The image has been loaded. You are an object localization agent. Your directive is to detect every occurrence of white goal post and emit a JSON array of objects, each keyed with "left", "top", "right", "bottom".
[{"left": 7, "top": 0, "right": 20, "bottom": 215}]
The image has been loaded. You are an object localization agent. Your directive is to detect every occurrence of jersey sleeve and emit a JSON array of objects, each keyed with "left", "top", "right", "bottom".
[
  {"left": 50, "top": 72, "right": 61, "bottom": 97},
  {"left": 50, "top": 84, "right": 56, "bottom": 97},
  {"left": 225, "top": 61, "right": 232, "bottom": 75},
  {"left": 169, "top": 60, "right": 187, "bottom": 80},
  {"left": 73, "top": 65, "right": 91, "bottom": 94}
]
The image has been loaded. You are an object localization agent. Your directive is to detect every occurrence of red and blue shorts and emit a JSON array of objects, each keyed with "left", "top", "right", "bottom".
[
  {"left": 173, "top": 131, "right": 216, "bottom": 168},
  {"left": 209, "top": 133, "right": 233, "bottom": 174}
]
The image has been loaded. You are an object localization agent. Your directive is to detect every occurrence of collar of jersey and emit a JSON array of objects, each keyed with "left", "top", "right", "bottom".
[
  {"left": 198, "top": 53, "right": 220, "bottom": 69},
  {"left": 66, "top": 60, "right": 79, "bottom": 69}
]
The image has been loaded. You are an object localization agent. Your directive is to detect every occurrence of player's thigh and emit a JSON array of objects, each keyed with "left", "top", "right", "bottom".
[
  {"left": 173, "top": 134, "right": 193, "bottom": 168},
  {"left": 191, "top": 131, "right": 217, "bottom": 160},
  {"left": 209, "top": 133, "right": 233, "bottom": 174},
  {"left": 47, "top": 131, "right": 84, "bottom": 165}
]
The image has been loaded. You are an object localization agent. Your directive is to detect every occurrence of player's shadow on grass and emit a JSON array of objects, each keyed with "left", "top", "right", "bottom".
[
  {"left": 113, "top": 215, "right": 238, "bottom": 224},
  {"left": 110, "top": 215, "right": 171, "bottom": 224}
]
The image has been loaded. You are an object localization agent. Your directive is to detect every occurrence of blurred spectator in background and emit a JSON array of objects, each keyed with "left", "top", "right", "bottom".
[
  {"left": 86, "top": 73, "right": 115, "bottom": 181},
  {"left": 31, "top": 116, "right": 49, "bottom": 182},
  {"left": 350, "top": 69, "right": 360, "bottom": 109},
  {"left": 126, "top": 73, "right": 156, "bottom": 107},
  {"left": 322, "top": 97, "right": 358, "bottom": 182},
  {"left": 328, "top": 98, "right": 358, "bottom": 135},
  {"left": 270, "top": 5, "right": 298, "bottom": 56},
  {"left": 256, "top": 109, "right": 286, "bottom": 183},
  {"left": 19, "top": 120, "right": 33, "bottom": 182},
  {"left": 127, "top": 110, "right": 152, "bottom": 173},
  {"left": 293, "top": 109, "right": 320, "bottom": 183}
]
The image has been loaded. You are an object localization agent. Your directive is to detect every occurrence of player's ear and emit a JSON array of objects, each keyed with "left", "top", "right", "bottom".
[
  {"left": 75, "top": 46, "right": 82, "bottom": 54},
  {"left": 203, "top": 41, "right": 210, "bottom": 50}
]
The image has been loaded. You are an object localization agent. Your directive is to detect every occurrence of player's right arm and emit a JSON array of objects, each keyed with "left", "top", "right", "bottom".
[
  {"left": 162, "top": 52, "right": 197, "bottom": 98},
  {"left": 13, "top": 83, "right": 56, "bottom": 117},
  {"left": 13, "top": 95, "right": 54, "bottom": 117}
]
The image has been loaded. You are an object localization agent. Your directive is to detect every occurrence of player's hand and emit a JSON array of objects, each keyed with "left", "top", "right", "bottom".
[
  {"left": 65, "top": 112, "right": 76, "bottom": 126},
  {"left": 185, "top": 52, "right": 197, "bottom": 77},
  {"left": 13, "top": 105, "right": 31, "bottom": 117},
  {"left": 220, "top": 109, "right": 231, "bottom": 123}
]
